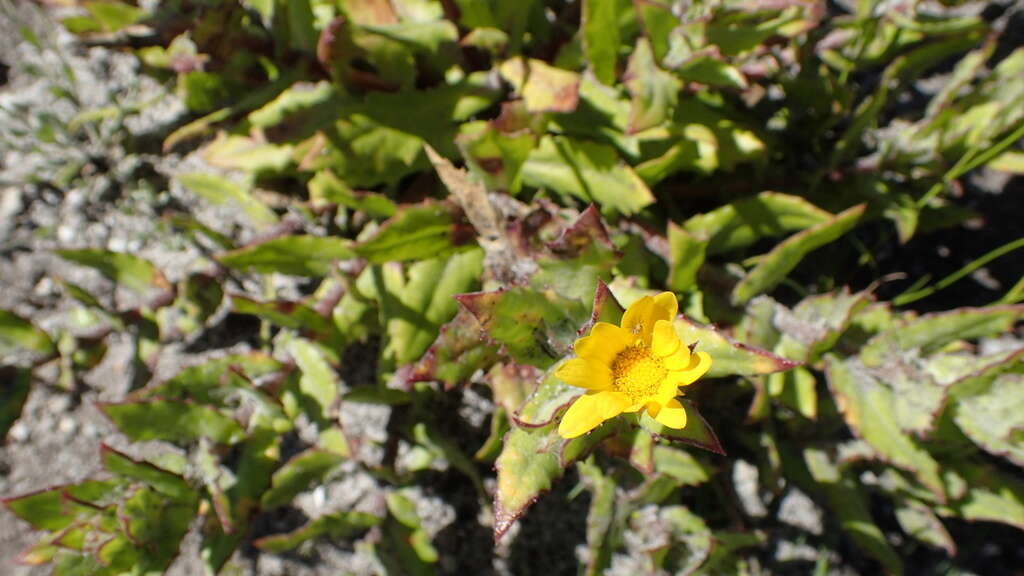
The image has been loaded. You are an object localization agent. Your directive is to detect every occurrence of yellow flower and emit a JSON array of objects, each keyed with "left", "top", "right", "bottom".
[{"left": 555, "top": 292, "right": 712, "bottom": 439}]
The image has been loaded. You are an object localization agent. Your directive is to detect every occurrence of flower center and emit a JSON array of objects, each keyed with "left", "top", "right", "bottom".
[{"left": 610, "top": 345, "right": 667, "bottom": 404}]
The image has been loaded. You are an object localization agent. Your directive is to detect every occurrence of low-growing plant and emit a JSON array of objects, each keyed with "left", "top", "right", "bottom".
[{"left": 2, "top": 0, "right": 1023, "bottom": 574}]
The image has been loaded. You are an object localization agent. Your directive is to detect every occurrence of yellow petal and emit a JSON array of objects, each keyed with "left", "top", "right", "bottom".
[
  {"left": 622, "top": 295, "right": 676, "bottom": 345},
  {"left": 655, "top": 378, "right": 680, "bottom": 405},
  {"left": 652, "top": 292, "right": 679, "bottom": 321},
  {"left": 557, "top": 391, "right": 629, "bottom": 439},
  {"left": 666, "top": 351, "right": 713, "bottom": 387},
  {"left": 555, "top": 358, "right": 612, "bottom": 391},
  {"left": 558, "top": 394, "right": 605, "bottom": 439},
  {"left": 625, "top": 401, "right": 647, "bottom": 413},
  {"left": 621, "top": 296, "right": 654, "bottom": 341},
  {"left": 651, "top": 319, "right": 680, "bottom": 358},
  {"left": 592, "top": 390, "right": 630, "bottom": 419},
  {"left": 652, "top": 398, "right": 688, "bottom": 429},
  {"left": 683, "top": 351, "right": 712, "bottom": 378},
  {"left": 662, "top": 345, "right": 691, "bottom": 371},
  {"left": 575, "top": 322, "right": 633, "bottom": 364}
]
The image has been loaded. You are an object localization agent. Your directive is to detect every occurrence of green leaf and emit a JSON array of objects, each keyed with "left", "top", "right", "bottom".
[
  {"left": 202, "top": 134, "right": 294, "bottom": 174},
  {"left": 376, "top": 492, "right": 438, "bottom": 574},
  {"left": 218, "top": 235, "right": 355, "bottom": 277},
  {"left": 118, "top": 487, "right": 195, "bottom": 571},
  {"left": 201, "top": 431, "right": 279, "bottom": 571},
  {"left": 379, "top": 248, "right": 485, "bottom": 367},
  {"left": 317, "top": 426, "right": 351, "bottom": 457},
  {"left": 135, "top": 353, "right": 281, "bottom": 404},
  {"left": 705, "top": 532, "right": 767, "bottom": 574},
  {"left": 927, "top": 348, "right": 1023, "bottom": 387},
  {"left": 179, "top": 71, "right": 231, "bottom": 113},
  {"left": 635, "top": 98, "right": 765, "bottom": 182},
  {"left": 361, "top": 20, "right": 458, "bottom": 55},
  {"left": 315, "top": 118, "right": 426, "bottom": 188},
  {"left": 460, "top": 27, "right": 508, "bottom": 55},
  {"left": 551, "top": 77, "right": 637, "bottom": 158},
  {"left": 176, "top": 173, "right": 278, "bottom": 229},
  {"left": 95, "top": 534, "right": 142, "bottom": 572},
  {"left": 0, "top": 310, "right": 55, "bottom": 359},
  {"left": 531, "top": 206, "right": 621, "bottom": 302},
  {"left": 164, "top": 70, "right": 304, "bottom": 150},
  {"left": 343, "top": 386, "right": 412, "bottom": 405},
  {"left": 476, "top": 407, "right": 510, "bottom": 462},
  {"left": 736, "top": 296, "right": 782, "bottom": 351},
  {"left": 499, "top": 58, "right": 580, "bottom": 113},
  {"left": 58, "top": 279, "right": 107, "bottom": 311},
  {"left": 625, "top": 38, "right": 681, "bottom": 133},
  {"left": 308, "top": 170, "right": 397, "bottom": 217},
  {"left": 943, "top": 460, "right": 1024, "bottom": 530},
  {"left": 455, "top": 120, "right": 536, "bottom": 194},
  {"left": 732, "top": 204, "right": 866, "bottom": 304},
  {"left": 159, "top": 272, "right": 225, "bottom": 338},
  {"left": 194, "top": 441, "right": 242, "bottom": 539},
  {"left": 577, "top": 458, "right": 616, "bottom": 576},
  {"left": 514, "top": 361, "right": 579, "bottom": 427},
  {"left": 653, "top": 445, "right": 713, "bottom": 486},
  {"left": 56, "top": 250, "right": 169, "bottom": 295},
  {"left": 355, "top": 203, "right": 471, "bottom": 264},
  {"left": 581, "top": 0, "right": 624, "bottom": 85},
  {"left": 636, "top": 1, "right": 677, "bottom": 52},
  {"left": 868, "top": 354, "right": 948, "bottom": 436},
  {"left": 667, "top": 223, "right": 707, "bottom": 292},
  {"left": 824, "top": 355, "right": 945, "bottom": 500},
  {"left": 60, "top": 16, "right": 100, "bottom": 34},
  {"left": 632, "top": 429, "right": 657, "bottom": 476},
  {"left": 770, "top": 366, "right": 818, "bottom": 420},
  {"left": 781, "top": 288, "right": 873, "bottom": 362},
  {"left": 248, "top": 82, "right": 335, "bottom": 130},
  {"left": 309, "top": 76, "right": 500, "bottom": 186},
  {"left": 861, "top": 305, "right": 1024, "bottom": 367},
  {"left": 804, "top": 448, "right": 904, "bottom": 575},
  {"left": 286, "top": 0, "right": 317, "bottom": 53},
  {"left": 100, "top": 400, "right": 245, "bottom": 445},
  {"left": 672, "top": 315, "right": 799, "bottom": 378},
  {"left": 166, "top": 214, "right": 234, "bottom": 250},
  {"left": 895, "top": 499, "right": 955, "bottom": 556},
  {"left": 243, "top": 0, "right": 274, "bottom": 26},
  {"left": 683, "top": 192, "right": 833, "bottom": 255},
  {"left": 3, "top": 481, "right": 118, "bottom": 532},
  {"left": 84, "top": 1, "right": 144, "bottom": 32},
  {"left": 652, "top": 506, "right": 713, "bottom": 574},
  {"left": 19, "top": 538, "right": 60, "bottom": 566},
  {"left": 489, "top": 363, "right": 541, "bottom": 416},
  {"left": 289, "top": 338, "right": 340, "bottom": 423},
  {"left": 100, "top": 445, "right": 194, "bottom": 502},
  {"left": 493, "top": 422, "right": 613, "bottom": 540},
  {"left": 0, "top": 366, "right": 31, "bottom": 439},
  {"left": 406, "top": 307, "right": 500, "bottom": 390},
  {"left": 261, "top": 449, "right": 345, "bottom": 510},
  {"left": 676, "top": 55, "right": 748, "bottom": 89},
  {"left": 989, "top": 150, "right": 1024, "bottom": 174},
  {"left": 254, "top": 511, "right": 380, "bottom": 552},
  {"left": 522, "top": 136, "right": 655, "bottom": 216},
  {"left": 4, "top": 491, "right": 78, "bottom": 532},
  {"left": 456, "top": 286, "right": 589, "bottom": 369},
  {"left": 231, "top": 295, "right": 344, "bottom": 350},
  {"left": 952, "top": 373, "right": 1024, "bottom": 467},
  {"left": 638, "top": 401, "right": 725, "bottom": 455}
]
